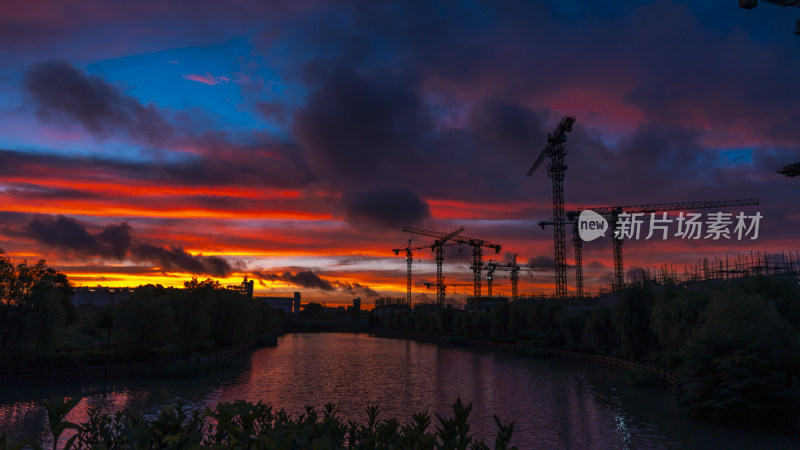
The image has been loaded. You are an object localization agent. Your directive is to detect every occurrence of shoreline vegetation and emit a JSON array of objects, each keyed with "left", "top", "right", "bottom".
[
  {"left": 2, "top": 395, "right": 519, "bottom": 450},
  {"left": 371, "top": 328, "right": 680, "bottom": 390}
]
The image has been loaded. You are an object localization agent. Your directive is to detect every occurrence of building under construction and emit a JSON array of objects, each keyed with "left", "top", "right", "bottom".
[{"left": 614, "top": 250, "right": 800, "bottom": 290}]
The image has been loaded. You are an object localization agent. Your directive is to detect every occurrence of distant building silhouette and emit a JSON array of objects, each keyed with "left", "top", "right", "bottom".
[
  {"left": 256, "top": 291, "right": 301, "bottom": 314},
  {"left": 373, "top": 296, "right": 411, "bottom": 318},
  {"left": 226, "top": 277, "right": 254, "bottom": 298},
  {"left": 72, "top": 287, "right": 133, "bottom": 307}
]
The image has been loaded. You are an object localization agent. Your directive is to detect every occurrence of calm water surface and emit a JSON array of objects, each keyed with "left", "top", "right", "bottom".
[{"left": 1, "top": 333, "right": 797, "bottom": 449}]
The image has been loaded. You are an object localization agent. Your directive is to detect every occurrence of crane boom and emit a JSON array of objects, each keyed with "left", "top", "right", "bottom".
[
  {"left": 401, "top": 226, "right": 465, "bottom": 305},
  {"left": 527, "top": 148, "right": 549, "bottom": 176},
  {"left": 574, "top": 198, "right": 760, "bottom": 217},
  {"left": 402, "top": 226, "right": 501, "bottom": 301},
  {"left": 402, "top": 225, "right": 465, "bottom": 240}
]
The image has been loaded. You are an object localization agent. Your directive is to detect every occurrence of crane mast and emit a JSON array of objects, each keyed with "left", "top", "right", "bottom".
[
  {"left": 527, "top": 115, "right": 576, "bottom": 298},
  {"left": 486, "top": 262, "right": 497, "bottom": 297}
]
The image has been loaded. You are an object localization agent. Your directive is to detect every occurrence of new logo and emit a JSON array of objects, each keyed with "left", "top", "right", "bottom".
[{"left": 578, "top": 210, "right": 608, "bottom": 242}]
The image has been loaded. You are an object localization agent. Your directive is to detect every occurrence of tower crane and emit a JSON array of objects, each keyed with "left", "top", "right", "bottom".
[
  {"left": 392, "top": 239, "right": 424, "bottom": 306},
  {"left": 403, "top": 226, "right": 501, "bottom": 303},
  {"left": 527, "top": 115, "right": 576, "bottom": 299},
  {"left": 399, "top": 226, "right": 464, "bottom": 305},
  {"left": 392, "top": 240, "right": 461, "bottom": 306},
  {"left": 540, "top": 198, "right": 760, "bottom": 292}
]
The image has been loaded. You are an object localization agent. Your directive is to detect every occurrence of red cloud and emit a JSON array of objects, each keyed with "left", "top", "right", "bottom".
[{"left": 182, "top": 72, "right": 231, "bottom": 86}]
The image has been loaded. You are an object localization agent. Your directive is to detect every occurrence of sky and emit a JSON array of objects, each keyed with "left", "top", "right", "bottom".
[{"left": 0, "top": 0, "right": 798, "bottom": 306}]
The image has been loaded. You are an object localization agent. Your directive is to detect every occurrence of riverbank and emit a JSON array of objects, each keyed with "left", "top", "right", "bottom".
[
  {"left": 371, "top": 328, "right": 680, "bottom": 392},
  {"left": 0, "top": 333, "right": 278, "bottom": 387},
  {"left": 0, "top": 320, "right": 368, "bottom": 388}
]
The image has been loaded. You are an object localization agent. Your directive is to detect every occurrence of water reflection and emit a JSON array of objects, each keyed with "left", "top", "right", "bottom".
[{"left": 0, "top": 333, "right": 797, "bottom": 449}]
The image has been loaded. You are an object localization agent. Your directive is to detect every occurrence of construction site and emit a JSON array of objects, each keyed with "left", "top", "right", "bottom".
[{"left": 382, "top": 115, "right": 799, "bottom": 312}]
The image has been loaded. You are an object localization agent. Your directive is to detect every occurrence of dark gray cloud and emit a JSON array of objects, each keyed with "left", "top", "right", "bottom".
[
  {"left": 293, "top": 66, "right": 429, "bottom": 187},
  {"left": 20, "top": 215, "right": 131, "bottom": 260},
  {"left": 252, "top": 269, "right": 380, "bottom": 297},
  {"left": 527, "top": 255, "right": 556, "bottom": 267},
  {"left": 24, "top": 60, "right": 173, "bottom": 146},
  {"left": 0, "top": 145, "right": 313, "bottom": 190},
  {"left": 341, "top": 187, "right": 430, "bottom": 229},
  {"left": 289, "top": 62, "right": 553, "bottom": 205},
  {"left": 253, "top": 270, "right": 335, "bottom": 291},
  {"left": 131, "top": 244, "right": 233, "bottom": 278},
  {"left": 467, "top": 98, "right": 546, "bottom": 156},
  {"left": 14, "top": 214, "right": 235, "bottom": 277},
  {"left": 333, "top": 281, "right": 379, "bottom": 298}
]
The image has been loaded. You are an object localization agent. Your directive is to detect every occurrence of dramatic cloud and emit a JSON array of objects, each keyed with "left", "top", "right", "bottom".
[
  {"left": 293, "top": 66, "right": 430, "bottom": 188},
  {"left": 332, "top": 281, "right": 379, "bottom": 298},
  {"left": 289, "top": 59, "right": 552, "bottom": 203},
  {"left": 252, "top": 269, "right": 380, "bottom": 297},
  {"left": 20, "top": 215, "right": 132, "bottom": 259},
  {"left": 21, "top": 62, "right": 313, "bottom": 188},
  {"left": 467, "top": 99, "right": 545, "bottom": 156},
  {"left": 131, "top": 244, "right": 233, "bottom": 277},
  {"left": 14, "top": 214, "right": 235, "bottom": 277},
  {"left": 24, "top": 60, "right": 173, "bottom": 146},
  {"left": 341, "top": 187, "right": 430, "bottom": 229},
  {"left": 253, "top": 270, "right": 335, "bottom": 291}
]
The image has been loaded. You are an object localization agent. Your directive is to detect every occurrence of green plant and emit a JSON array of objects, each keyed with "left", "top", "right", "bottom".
[
  {"left": 10, "top": 397, "right": 519, "bottom": 449},
  {"left": 42, "top": 395, "right": 80, "bottom": 450}
]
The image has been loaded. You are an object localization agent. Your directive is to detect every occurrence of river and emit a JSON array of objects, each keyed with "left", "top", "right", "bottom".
[{"left": 0, "top": 333, "right": 797, "bottom": 448}]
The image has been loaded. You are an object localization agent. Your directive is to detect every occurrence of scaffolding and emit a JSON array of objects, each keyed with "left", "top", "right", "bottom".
[{"left": 618, "top": 250, "right": 800, "bottom": 289}]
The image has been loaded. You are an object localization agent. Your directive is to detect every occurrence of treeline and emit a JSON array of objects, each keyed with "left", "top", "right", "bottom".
[
  {"left": 375, "top": 276, "right": 800, "bottom": 431},
  {"left": 0, "top": 250, "right": 285, "bottom": 369},
  {"left": 100, "top": 278, "right": 285, "bottom": 361},
  {"left": 0, "top": 250, "right": 74, "bottom": 368},
  {"left": 2, "top": 395, "right": 518, "bottom": 450}
]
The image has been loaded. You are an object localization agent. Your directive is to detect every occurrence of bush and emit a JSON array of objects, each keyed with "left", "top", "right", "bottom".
[
  {"left": 5, "top": 397, "right": 520, "bottom": 449},
  {"left": 680, "top": 292, "right": 800, "bottom": 430}
]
